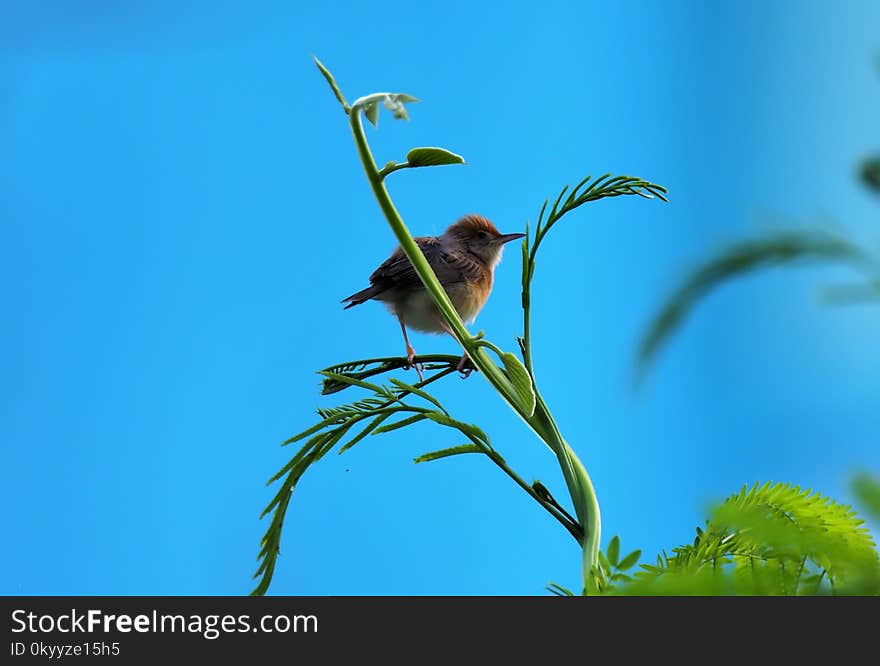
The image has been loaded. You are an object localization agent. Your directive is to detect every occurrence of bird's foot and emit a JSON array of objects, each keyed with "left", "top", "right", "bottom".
[
  {"left": 456, "top": 353, "right": 477, "bottom": 379},
  {"left": 406, "top": 346, "right": 425, "bottom": 382}
]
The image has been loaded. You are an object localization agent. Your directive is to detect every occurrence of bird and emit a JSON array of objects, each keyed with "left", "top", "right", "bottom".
[{"left": 342, "top": 214, "right": 525, "bottom": 381}]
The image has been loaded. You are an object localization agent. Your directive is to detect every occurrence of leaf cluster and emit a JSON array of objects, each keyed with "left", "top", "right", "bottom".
[
  {"left": 252, "top": 360, "right": 493, "bottom": 595},
  {"left": 614, "top": 482, "right": 880, "bottom": 595},
  {"left": 851, "top": 473, "right": 880, "bottom": 522},
  {"left": 547, "top": 535, "right": 641, "bottom": 596},
  {"left": 526, "top": 173, "right": 668, "bottom": 285}
]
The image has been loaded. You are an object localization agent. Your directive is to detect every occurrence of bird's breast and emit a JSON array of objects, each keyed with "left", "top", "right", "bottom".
[
  {"left": 384, "top": 271, "right": 493, "bottom": 333},
  {"left": 446, "top": 276, "right": 493, "bottom": 324}
]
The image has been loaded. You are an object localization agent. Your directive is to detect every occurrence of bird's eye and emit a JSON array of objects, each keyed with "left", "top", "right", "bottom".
[{"left": 476, "top": 231, "right": 488, "bottom": 240}]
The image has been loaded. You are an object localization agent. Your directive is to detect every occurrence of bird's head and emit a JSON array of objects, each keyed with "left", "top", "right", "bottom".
[{"left": 442, "top": 214, "right": 525, "bottom": 267}]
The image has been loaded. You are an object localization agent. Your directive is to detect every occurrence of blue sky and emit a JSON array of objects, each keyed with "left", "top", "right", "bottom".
[{"left": 2, "top": 1, "right": 879, "bottom": 595}]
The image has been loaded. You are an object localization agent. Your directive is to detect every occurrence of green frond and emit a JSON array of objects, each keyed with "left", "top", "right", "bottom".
[
  {"left": 267, "top": 431, "right": 330, "bottom": 486},
  {"left": 634, "top": 230, "right": 871, "bottom": 386},
  {"left": 615, "top": 481, "right": 880, "bottom": 596},
  {"left": 388, "top": 377, "right": 447, "bottom": 412},
  {"left": 546, "top": 582, "right": 576, "bottom": 597},
  {"left": 711, "top": 482, "right": 877, "bottom": 588},
  {"left": 852, "top": 473, "right": 880, "bottom": 522},
  {"left": 617, "top": 550, "right": 642, "bottom": 571},
  {"left": 372, "top": 413, "right": 429, "bottom": 435},
  {"left": 860, "top": 156, "right": 880, "bottom": 194},
  {"left": 320, "top": 355, "right": 461, "bottom": 395},
  {"left": 413, "top": 444, "right": 484, "bottom": 464},
  {"left": 336, "top": 412, "right": 392, "bottom": 454},
  {"left": 521, "top": 171, "right": 668, "bottom": 385},
  {"left": 586, "top": 536, "right": 643, "bottom": 594},
  {"left": 253, "top": 357, "right": 496, "bottom": 595},
  {"left": 530, "top": 173, "right": 667, "bottom": 259},
  {"left": 535, "top": 199, "right": 548, "bottom": 236},
  {"left": 318, "top": 371, "right": 389, "bottom": 396},
  {"left": 606, "top": 536, "right": 620, "bottom": 567},
  {"left": 423, "top": 412, "right": 491, "bottom": 448}
]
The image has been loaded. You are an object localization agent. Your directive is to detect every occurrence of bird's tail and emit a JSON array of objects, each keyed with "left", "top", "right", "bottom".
[{"left": 341, "top": 285, "right": 382, "bottom": 309}]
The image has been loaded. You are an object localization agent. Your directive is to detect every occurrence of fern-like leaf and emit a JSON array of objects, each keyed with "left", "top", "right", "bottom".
[
  {"left": 252, "top": 360, "right": 494, "bottom": 595},
  {"left": 852, "top": 473, "right": 880, "bottom": 522},
  {"left": 546, "top": 582, "right": 576, "bottom": 596},
  {"left": 320, "top": 355, "right": 461, "bottom": 395},
  {"left": 413, "top": 444, "right": 484, "bottom": 464},
  {"left": 634, "top": 230, "right": 870, "bottom": 385},
  {"left": 615, "top": 482, "right": 880, "bottom": 595}
]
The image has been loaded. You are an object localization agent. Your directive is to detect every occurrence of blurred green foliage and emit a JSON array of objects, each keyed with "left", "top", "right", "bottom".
[
  {"left": 634, "top": 231, "right": 870, "bottom": 383},
  {"left": 636, "top": 58, "right": 880, "bottom": 380},
  {"left": 551, "top": 479, "right": 880, "bottom": 595},
  {"left": 861, "top": 157, "right": 880, "bottom": 194},
  {"left": 622, "top": 56, "right": 880, "bottom": 595},
  {"left": 852, "top": 474, "right": 880, "bottom": 522}
]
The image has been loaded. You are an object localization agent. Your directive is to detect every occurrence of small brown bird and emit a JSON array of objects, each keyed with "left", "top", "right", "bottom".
[{"left": 342, "top": 214, "right": 525, "bottom": 380}]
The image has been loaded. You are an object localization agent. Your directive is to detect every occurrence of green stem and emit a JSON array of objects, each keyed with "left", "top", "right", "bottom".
[
  {"left": 519, "top": 200, "right": 603, "bottom": 587},
  {"left": 521, "top": 304, "right": 534, "bottom": 375},
  {"left": 464, "top": 434, "right": 583, "bottom": 543},
  {"left": 531, "top": 394, "right": 602, "bottom": 582},
  {"left": 473, "top": 338, "right": 506, "bottom": 357},
  {"left": 520, "top": 231, "right": 537, "bottom": 376},
  {"left": 377, "top": 161, "right": 410, "bottom": 179}
]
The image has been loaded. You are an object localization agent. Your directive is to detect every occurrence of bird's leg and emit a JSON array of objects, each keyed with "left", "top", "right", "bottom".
[
  {"left": 437, "top": 319, "right": 475, "bottom": 379},
  {"left": 397, "top": 315, "right": 424, "bottom": 382},
  {"left": 456, "top": 351, "right": 475, "bottom": 379}
]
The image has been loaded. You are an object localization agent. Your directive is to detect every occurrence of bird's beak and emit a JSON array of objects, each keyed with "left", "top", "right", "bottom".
[{"left": 496, "top": 232, "right": 526, "bottom": 244}]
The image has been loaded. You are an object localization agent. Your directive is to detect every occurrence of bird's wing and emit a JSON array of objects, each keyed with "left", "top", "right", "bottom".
[{"left": 369, "top": 237, "right": 484, "bottom": 292}]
